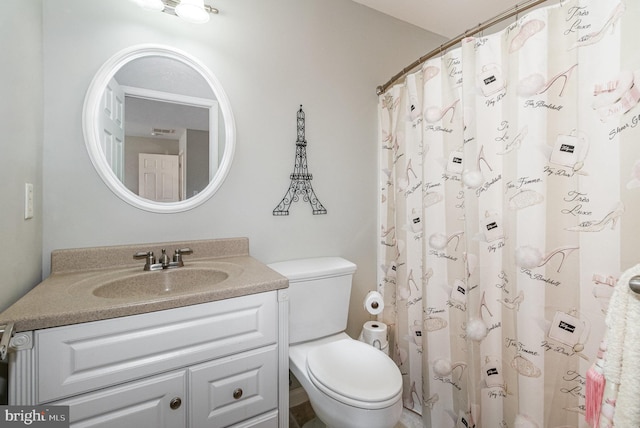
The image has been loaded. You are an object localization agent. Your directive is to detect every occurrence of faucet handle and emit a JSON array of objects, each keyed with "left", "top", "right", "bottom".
[
  {"left": 134, "top": 251, "right": 155, "bottom": 270},
  {"left": 159, "top": 249, "right": 170, "bottom": 266},
  {"left": 173, "top": 248, "right": 193, "bottom": 266}
]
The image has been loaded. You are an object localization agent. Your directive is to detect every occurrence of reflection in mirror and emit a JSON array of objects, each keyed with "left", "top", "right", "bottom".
[
  {"left": 122, "top": 97, "right": 215, "bottom": 201},
  {"left": 83, "top": 45, "right": 235, "bottom": 213},
  {"left": 103, "top": 56, "right": 223, "bottom": 202}
]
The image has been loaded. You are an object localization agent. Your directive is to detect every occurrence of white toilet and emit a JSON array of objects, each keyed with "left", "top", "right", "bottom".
[{"left": 268, "top": 257, "right": 403, "bottom": 428}]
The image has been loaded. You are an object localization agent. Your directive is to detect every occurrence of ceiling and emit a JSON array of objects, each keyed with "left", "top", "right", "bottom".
[{"left": 352, "top": 0, "right": 524, "bottom": 38}]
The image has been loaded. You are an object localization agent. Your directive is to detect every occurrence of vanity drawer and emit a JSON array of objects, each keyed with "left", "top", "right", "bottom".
[
  {"left": 229, "top": 410, "right": 278, "bottom": 428},
  {"left": 36, "top": 291, "right": 277, "bottom": 403},
  {"left": 51, "top": 370, "right": 187, "bottom": 428},
  {"left": 189, "top": 345, "right": 278, "bottom": 428}
]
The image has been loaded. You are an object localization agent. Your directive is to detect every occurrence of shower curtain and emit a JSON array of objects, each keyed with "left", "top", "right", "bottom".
[{"left": 377, "top": 0, "right": 640, "bottom": 426}]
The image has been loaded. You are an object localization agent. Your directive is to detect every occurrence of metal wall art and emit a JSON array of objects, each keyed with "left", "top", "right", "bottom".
[{"left": 273, "top": 105, "right": 327, "bottom": 215}]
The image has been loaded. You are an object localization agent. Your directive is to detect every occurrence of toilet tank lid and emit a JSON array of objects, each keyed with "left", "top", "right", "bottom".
[{"left": 268, "top": 257, "right": 356, "bottom": 282}]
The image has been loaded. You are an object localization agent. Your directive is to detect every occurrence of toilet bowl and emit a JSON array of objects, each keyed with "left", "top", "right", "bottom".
[
  {"left": 290, "top": 333, "right": 403, "bottom": 428},
  {"left": 268, "top": 257, "right": 403, "bottom": 428}
]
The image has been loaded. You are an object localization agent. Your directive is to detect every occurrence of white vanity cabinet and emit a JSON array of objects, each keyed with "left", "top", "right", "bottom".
[{"left": 8, "top": 290, "right": 289, "bottom": 428}]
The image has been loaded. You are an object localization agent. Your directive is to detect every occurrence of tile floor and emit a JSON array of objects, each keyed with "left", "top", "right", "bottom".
[
  {"left": 289, "top": 401, "right": 316, "bottom": 428},
  {"left": 288, "top": 401, "right": 424, "bottom": 428}
]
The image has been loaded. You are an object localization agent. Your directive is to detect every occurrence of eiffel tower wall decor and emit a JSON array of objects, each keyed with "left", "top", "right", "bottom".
[{"left": 273, "top": 105, "right": 327, "bottom": 216}]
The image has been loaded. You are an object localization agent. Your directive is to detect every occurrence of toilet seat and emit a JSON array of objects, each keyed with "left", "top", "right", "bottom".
[{"left": 306, "top": 339, "right": 402, "bottom": 410}]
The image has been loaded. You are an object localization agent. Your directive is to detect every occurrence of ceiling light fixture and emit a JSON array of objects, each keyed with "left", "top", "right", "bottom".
[
  {"left": 131, "top": 0, "right": 218, "bottom": 23},
  {"left": 175, "top": 0, "right": 211, "bottom": 23}
]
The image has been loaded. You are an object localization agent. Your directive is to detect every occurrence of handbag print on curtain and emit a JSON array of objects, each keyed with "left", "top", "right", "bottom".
[{"left": 377, "top": 0, "right": 640, "bottom": 426}]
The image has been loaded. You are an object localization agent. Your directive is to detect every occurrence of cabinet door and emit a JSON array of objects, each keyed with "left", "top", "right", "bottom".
[
  {"left": 189, "top": 345, "right": 278, "bottom": 428},
  {"left": 52, "top": 371, "right": 186, "bottom": 428}
]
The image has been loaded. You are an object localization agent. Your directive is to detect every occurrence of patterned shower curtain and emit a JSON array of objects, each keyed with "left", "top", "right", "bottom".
[{"left": 377, "top": 0, "right": 640, "bottom": 426}]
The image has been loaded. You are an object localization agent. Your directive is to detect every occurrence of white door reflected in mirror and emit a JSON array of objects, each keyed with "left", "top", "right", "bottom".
[
  {"left": 83, "top": 44, "right": 235, "bottom": 213},
  {"left": 139, "top": 153, "right": 180, "bottom": 202}
]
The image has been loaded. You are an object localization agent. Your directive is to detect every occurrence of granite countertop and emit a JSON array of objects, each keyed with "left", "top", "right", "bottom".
[{"left": 0, "top": 238, "right": 288, "bottom": 332}]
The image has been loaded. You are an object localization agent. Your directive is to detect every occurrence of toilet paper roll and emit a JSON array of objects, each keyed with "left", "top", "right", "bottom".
[
  {"left": 360, "top": 321, "right": 388, "bottom": 350},
  {"left": 364, "top": 291, "right": 384, "bottom": 315}
]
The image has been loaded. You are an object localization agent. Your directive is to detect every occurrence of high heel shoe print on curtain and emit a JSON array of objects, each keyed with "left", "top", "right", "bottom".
[
  {"left": 425, "top": 98, "right": 459, "bottom": 123},
  {"left": 480, "top": 291, "right": 493, "bottom": 321},
  {"left": 462, "top": 145, "right": 493, "bottom": 189},
  {"left": 397, "top": 158, "right": 418, "bottom": 192},
  {"left": 428, "top": 230, "right": 464, "bottom": 251},
  {"left": 498, "top": 125, "right": 528, "bottom": 155},
  {"left": 570, "top": 1, "right": 626, "bottom": 50},
  {"left": 497, "top": 290, "right": 524, "bottom": 311},
  {"left": 433, "top": 358, "right": 467, "bottom": 381},
  {"left": 381, "top": 225, "right": 396, "bottom": 247},
  {"left": 515, "top": 245, "right": 579, "bottom": 273},
  {"left": 403, "top": 381, "right": 421, "bottom": 411},
  {"left": 566, "top": 201, "right": 624, "bottom": 232},
  {"left": 517, "top": 63, "right": 578, "bottom": 98},
  {"left": 398, "top": 269, "right": 419, "bottom": 300}
]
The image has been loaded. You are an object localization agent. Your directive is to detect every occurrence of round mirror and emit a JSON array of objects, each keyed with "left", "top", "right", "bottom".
[{"left": 83, "top": 44, "right": 235, "bottom": 213}]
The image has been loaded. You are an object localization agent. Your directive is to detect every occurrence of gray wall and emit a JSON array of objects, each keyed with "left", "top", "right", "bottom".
[
  {"left": 186, "top": 129, "right": 210, "bottom": 197},
  {"left": 7, "top": 0, "right": 445, "bottom": 337},
  {"left": 0, "top": 0, "right": 43, "bottom": 313}
]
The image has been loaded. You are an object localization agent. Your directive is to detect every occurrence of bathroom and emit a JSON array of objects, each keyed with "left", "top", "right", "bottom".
[
  {"left": 2, "top": 0, "right": 439, "bottom": 423},
  {"left": 2, "top": 0, "right": 640, "bottom": 427},
  {"left": 2, "top": 0, "right": 438, "bottom": 352}
]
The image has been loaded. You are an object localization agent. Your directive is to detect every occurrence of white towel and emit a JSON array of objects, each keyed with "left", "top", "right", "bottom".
[{"left": 603, "top": 263, "right": 640, "bottom": 426}]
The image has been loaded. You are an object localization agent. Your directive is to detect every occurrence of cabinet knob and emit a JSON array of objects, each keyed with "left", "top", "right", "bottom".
[
  {"left": 233, "top": 388, "right": 243, "bottom": 400},
  {"left": 170, "top": 397, "right": 182, "bottom": 410}
]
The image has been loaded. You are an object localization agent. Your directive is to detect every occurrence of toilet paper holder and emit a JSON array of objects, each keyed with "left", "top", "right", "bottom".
[
  {"left": 364, "top": 291, "right": 384, "bottom": 315},
  {"left": 359, "top": 320, "right": 389, "bottom": 354}
]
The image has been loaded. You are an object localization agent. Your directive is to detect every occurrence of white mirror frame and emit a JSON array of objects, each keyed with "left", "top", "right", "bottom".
[{"left": 83, "top": 44, "right": 235, "bottom": 213}]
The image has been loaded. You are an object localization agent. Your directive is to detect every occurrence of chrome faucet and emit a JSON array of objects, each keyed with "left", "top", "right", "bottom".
[{"left": 134, "top": 248, "right": 193, "bottom": 271}]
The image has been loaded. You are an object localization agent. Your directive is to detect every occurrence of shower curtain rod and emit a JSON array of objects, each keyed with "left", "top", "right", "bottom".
[{"left": 376, "top": 0, "right": 550, "bottom": 95}]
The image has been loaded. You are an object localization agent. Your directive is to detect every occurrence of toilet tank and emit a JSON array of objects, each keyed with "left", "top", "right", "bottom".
[{"left": 268, "top": 257, "right": 357, "bottom": 345}]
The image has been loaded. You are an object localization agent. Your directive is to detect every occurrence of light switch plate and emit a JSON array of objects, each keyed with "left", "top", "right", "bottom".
[{"left": 24, "top": 183, "right": 34, "bottom": 220}]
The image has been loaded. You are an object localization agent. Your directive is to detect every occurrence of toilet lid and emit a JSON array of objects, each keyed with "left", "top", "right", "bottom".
[{"left": 306, "top": 339, "right": 402, "bottom": 407}]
